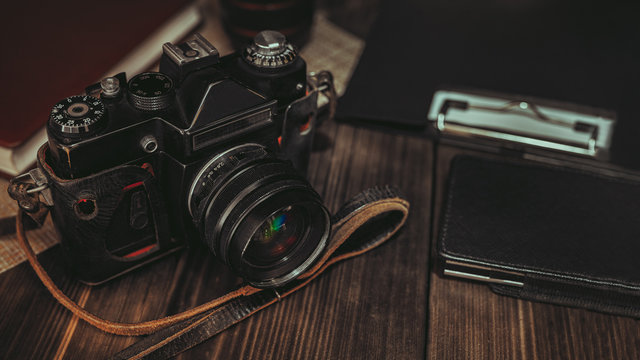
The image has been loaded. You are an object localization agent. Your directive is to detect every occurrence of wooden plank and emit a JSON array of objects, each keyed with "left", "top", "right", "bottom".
[
  {"left": 0, "top": 246, "right": 86, "bottom": 359},
  {"left": 428, "top": 274, "right": 640, "bottom": 359}
]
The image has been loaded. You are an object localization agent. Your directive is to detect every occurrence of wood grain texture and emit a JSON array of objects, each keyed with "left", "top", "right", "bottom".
[
  {"left": 427, "top": 144, "right": 640, "bottom": 359},
  {"left": 2, "top": 122, "right": 640, "bottom": 360},
  {"left": 0, "top": 120, "right": 433, "bottom": 359}
]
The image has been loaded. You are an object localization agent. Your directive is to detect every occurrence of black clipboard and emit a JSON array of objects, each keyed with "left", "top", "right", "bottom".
[{"left": 337, "top": 0, "right": 640, "bottom": 169}]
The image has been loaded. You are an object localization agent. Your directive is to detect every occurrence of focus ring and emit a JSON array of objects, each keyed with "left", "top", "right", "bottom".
[
  {"left": 202, "top": 160, "right": 303, "bottom": 256},
  {"left": 195, "top": 155, "right": 329, "bottom": 288}
]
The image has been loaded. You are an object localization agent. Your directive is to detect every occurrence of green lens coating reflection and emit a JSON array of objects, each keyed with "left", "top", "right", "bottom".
[
  {"left": 268, "top": 213, "right": 287, "bottom": 235},
  {"left": 244, "top": 208, "right": 305, "bottom": 267}
]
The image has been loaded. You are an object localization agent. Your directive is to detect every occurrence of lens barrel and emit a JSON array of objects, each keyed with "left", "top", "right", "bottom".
[{"left": 189, "top": 144, "right": 330, "bottom": 288}]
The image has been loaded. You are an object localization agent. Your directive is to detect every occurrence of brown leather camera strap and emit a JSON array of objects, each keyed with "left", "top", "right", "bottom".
[{"left": 16, "top": 186, "right": 409, "bottom": 359}]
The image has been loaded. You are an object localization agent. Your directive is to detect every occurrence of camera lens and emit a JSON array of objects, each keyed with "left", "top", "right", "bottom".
[
  {"left": 189, "top": 144, "right": 330, "bottom": 288},
  {"left": 244, "top": 206, "right": 305, "bottom": 267}
]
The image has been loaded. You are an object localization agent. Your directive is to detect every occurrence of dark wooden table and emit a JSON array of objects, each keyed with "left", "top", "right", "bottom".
[
  {"left": 0, "top": 120, "right": 431, "bottom": 359},
  {"left": 2, "top": 5, "right": 640, "bottom": 359},
  {"left": 2, "top": 119, "right": 639, "bottom": 359}
]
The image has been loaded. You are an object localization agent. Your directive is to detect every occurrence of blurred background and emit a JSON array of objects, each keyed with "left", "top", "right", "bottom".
[
  {"left": 2, "top": 0, "right": 639, "bottom": 176},
  {"left": 0, "top": 0, "right": 375, "bottom": 178}
]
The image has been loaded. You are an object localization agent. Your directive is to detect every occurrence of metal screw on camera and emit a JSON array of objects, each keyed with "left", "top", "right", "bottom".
[
  {"left": 140, "top": 135, "right": 158, "bottom": 153},
  {"left": 100, "top": 77, "right": 120, "bottom": 97}
]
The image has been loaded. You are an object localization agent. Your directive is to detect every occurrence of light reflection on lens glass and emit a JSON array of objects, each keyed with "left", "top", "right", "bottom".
[{"left": 244, "top": 207, "right": 304, "bottom": 267}]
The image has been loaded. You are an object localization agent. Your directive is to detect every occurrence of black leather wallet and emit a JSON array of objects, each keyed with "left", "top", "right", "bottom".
[{"left": 438, "top": 155, "right": 640, "bottom": 317}]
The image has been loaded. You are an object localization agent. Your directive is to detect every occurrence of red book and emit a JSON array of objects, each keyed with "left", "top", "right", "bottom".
[{"left": 0, "top": 0, "right": 202, "bottom": 176}]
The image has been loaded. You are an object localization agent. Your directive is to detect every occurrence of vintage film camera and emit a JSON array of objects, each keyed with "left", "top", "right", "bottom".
[{"left": 22, "top": 31, "right": 336, "bottom": 287}]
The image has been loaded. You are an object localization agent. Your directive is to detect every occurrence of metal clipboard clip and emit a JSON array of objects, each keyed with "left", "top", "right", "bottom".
[{"left": 427, "top": 89, "right": 617, "bottom": 159}]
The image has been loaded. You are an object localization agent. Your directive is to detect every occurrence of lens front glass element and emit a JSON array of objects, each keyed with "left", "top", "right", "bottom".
[{"left": 244, "top": 206, "right": 306, "bottom": 267}]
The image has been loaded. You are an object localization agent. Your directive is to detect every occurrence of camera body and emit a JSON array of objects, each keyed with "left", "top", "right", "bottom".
[{"left": 40, "top": 32, "right": 331, "bottom": 286}]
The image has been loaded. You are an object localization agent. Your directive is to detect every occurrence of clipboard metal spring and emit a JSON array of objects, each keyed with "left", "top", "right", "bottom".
[{"left": 429, "top": 90, "right": 616, "bottom": 159}]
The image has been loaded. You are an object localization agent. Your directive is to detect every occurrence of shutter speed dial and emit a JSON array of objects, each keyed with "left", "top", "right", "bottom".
[
  {"left": 244, "top": 30, "right": 298, "bottom": 69},
  {"left": 49, "top": 95, "right": 106, "bottom": 137}
]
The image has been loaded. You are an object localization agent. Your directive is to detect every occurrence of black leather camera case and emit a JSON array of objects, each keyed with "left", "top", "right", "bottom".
[{"left": 37, "top": 145, "right": 181, "bottom": 284}]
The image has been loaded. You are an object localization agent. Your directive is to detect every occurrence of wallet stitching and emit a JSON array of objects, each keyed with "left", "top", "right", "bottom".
[
  {"left": 520, "top": 280, "right": 640, "bottom": 312},
  {"left": 439, "top": 155, "right": 640, "bottom": 291},
  {"left": 491, "top": 284, "right": 640, "bottom": 315},
  {"left": 441, "top": 252, "right": 640, "bottom": 291}
]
